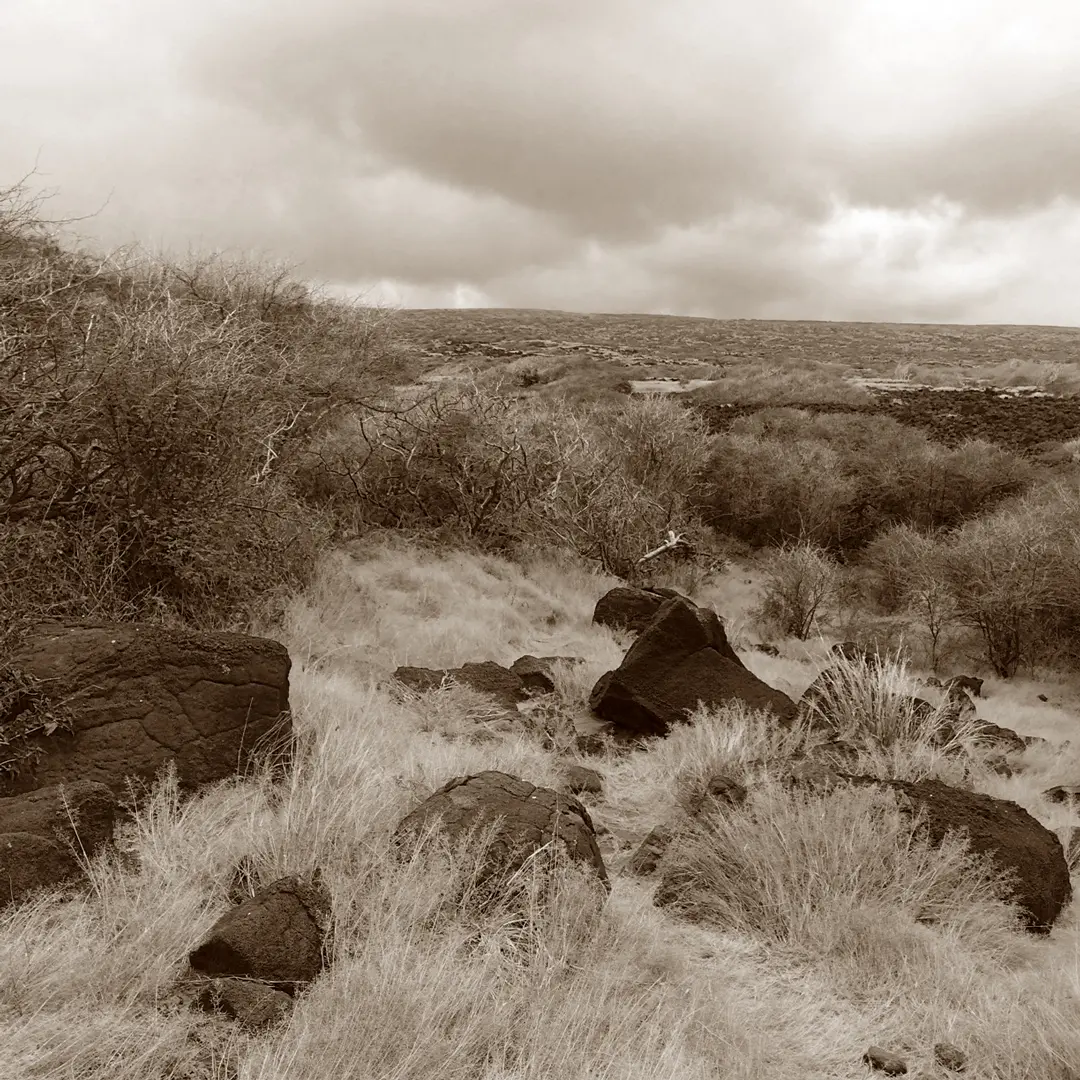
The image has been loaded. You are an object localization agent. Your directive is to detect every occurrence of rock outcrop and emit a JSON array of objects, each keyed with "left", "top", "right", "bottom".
[
  {"left": 0, "top": 780, "right": 121, "bottom": 908},
  {"left": 2, "top": 620, "right": 292, "bottom": 797},
  {"left": 592, "top": 586, "right": 685, "bottom": 636}
]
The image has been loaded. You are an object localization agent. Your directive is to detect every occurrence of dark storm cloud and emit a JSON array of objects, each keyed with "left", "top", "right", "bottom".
[{"left": 194, "top": 0, "right": 830, "bottom": 241}]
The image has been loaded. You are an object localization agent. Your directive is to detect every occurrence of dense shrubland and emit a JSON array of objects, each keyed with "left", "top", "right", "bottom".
[
  {"left": 689, "top": 408, "right": 1034, "bottom": 554},
  {"left": 296, "top": 382, "right": 715, "bottom": 580},
  {"left": 0, "top": 183, "right": 411, "bottom": 650},
  {"left": 861, "top": 482, "right": 1080, "bottom": 676}
]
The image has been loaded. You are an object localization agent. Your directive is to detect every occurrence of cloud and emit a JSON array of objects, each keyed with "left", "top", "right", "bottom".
[{"left": 2, "top": 0, "right": 1079, "bottom": 324}]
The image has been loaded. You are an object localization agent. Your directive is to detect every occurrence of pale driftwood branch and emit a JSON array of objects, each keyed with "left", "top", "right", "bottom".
[
  {"left": 637, "top": 530, "right": 692, "bottom": 564},
  {"left": 251, "top": 406, "right": 306, "bottom": 484}
]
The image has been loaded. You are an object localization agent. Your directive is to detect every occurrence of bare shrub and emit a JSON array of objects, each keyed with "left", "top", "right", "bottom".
[
  {"left": 933, "top": 485, "right": 1080, "bottom": 677},
  {"left": 861, "top": 524, "right": 958, "bottom": 671},
  {"left": 751, "top": 542, "right": 838, "bottom": 640},
  {"left": 297, "top": 379, "right": 539, "bottom": 547},
  {"left": 519, "top": 395, "right": 716, "bottom": 579}
]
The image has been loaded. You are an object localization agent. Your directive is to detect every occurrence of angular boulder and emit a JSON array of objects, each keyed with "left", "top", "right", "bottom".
[
  {"left": 897, "top": 779, "right": 1072, "bottom": 933},
  {"left": 627, "top": 824, "right": 673, "bottom": 877},
  {"left": 188, "top": 874, "right": 332, "bottom": 995},
  {"left": 393, "top": 770, "right": 609, "bottom": 895},
  {"left": 393, "top": 661, "right": 528, "bottom": 710},
  {"left": 656, "top": 769, "right": 1071, "bottom": 933},
  {"left": 831, "top": 641, "right": 884, "bottom": 665},
  {"left": 798, "top": 665, "right": 935, "bottom": 736},
  {"left": 2, "top": 620, "right": 291, "bottom": 797},
  {"left": 592, "top": 587, "right": 685, "bottom": 636},
  {"left": 590, "top": 597, "right": 796, "bottom": 737},
  {"left": 0, "top": 780, "right": 120, "bottom": 909},
  {"left": 560, "top": 764, "right": 604, "bottom": 796},
  {"left": 1044, "top": 783, "right": 1080, "bottom": 807}
]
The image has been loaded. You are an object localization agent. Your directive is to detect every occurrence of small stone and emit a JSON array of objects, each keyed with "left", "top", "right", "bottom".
[
  {"left": 562, "top": 765, "right": 604, "bottom": 796},
  {"left": 195, "top": 976, "right": 293, "bottom": 1030},
  {"left": 1043, "top": 784, "right": 1080, "bottom": 806},
  {"left": 933, "top": 1041, "right": 967, "bottom": 1071},
  {"left": 627, "top": 825, "right": 672, "bottom": 876},
  {"left": 863, "top": 1045, "right": 908, "bottom": 1075}
]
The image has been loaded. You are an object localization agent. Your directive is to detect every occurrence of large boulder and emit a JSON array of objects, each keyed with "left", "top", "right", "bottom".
[
  {"left": 2, "top": 621, "right": 292, "bottom": 797},
  {"left": 768, "top": 769, "right": 1071, "bottom": 934},
  {"left": 856, "top": 774, "right": 1071, "bottom": 933},
  {"left": 393, "top": 770, "right": 609, "bottom": 895},
  {"left": 831, "top": 641, "right": 883, "bottom": 665},
  {"left": 188, "top": 874, "right": 332, "bottom": 995},
  {"left": 194, "top": 976, "right": 294, "bottom": 1031},
  {"left": 592, "top": 587, "right": 686, "bottom": 637},
  {"left": 590, "top": 597, "right": 796, "bottom": 737},
  {"left": 560, "top": 764, "right": 604, "bottom": 796},
  {"left": 0, "top": 780, "right": 120, "bottom": 909}
]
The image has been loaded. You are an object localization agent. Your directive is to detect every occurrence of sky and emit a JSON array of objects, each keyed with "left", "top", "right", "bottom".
[{"left": 2, "top": 0, "right": 1079, "bottom": 325}]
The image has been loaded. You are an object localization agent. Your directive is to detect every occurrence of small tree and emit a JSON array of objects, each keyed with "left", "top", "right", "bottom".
[
  {"left": 935, "top": 497, "right": 1073, "bottom": 677},
  {"left": 862, "top": 524, "right": 956, "bottom": 671},
  {"left": 752, "top": 541, "right": 838, "bottom": 640}
]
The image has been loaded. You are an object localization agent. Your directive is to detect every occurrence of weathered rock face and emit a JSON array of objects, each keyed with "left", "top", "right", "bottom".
[
  {"left": 560, "top": 764, "right": 604, "bottom": 796},
  {"left": 0, "top": 780, "right": 121, "bottom": 909},
  {"left": 393, "top": 661, "right": 530, "bottom": 710},
  {"left": 393, "top": 770, "right": 609, "bottom": 894},
  {"left": 590, "top": 597, "right": 796, "bottom": 737},
  {"left": 2, "top": 621, "right": 292, "bottom": 797},
  {"left": 654, "top": 768, "right": 1070, "bottom": 933},
  {"left": 188, "top": 874, "right": 332, "bottom": 995},
  {"left": 859, "top": 774, "right": 1071, "bottom": 933},
  {"left": 1044, "top": 783, "right": 1080, "bottom": 807},
  {"left": 831, "top": 641, "right": 882, "bottom": 665},
  {"left": 592, "top": 587, "right": 685, "bottom": 637},
  {"left": 194, "top": 976, "right": 294, "bottom": 1031}
]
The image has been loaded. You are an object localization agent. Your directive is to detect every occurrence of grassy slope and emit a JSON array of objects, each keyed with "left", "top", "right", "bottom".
[{"left": 5, "top": 542, "right": 1080, "bottom": 1079}]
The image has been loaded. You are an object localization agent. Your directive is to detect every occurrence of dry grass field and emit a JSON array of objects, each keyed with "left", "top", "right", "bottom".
[{"left": 5, "top": 541, "right": 1080, "bottom": 1080}]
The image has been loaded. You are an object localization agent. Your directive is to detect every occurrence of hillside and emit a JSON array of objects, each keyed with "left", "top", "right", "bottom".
[
  {"left": 389, "top": 307, "right": 1080, "bottom": 382},
  {"left": 388, "top": 308, "right": 1080, "bottom": 454}
]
